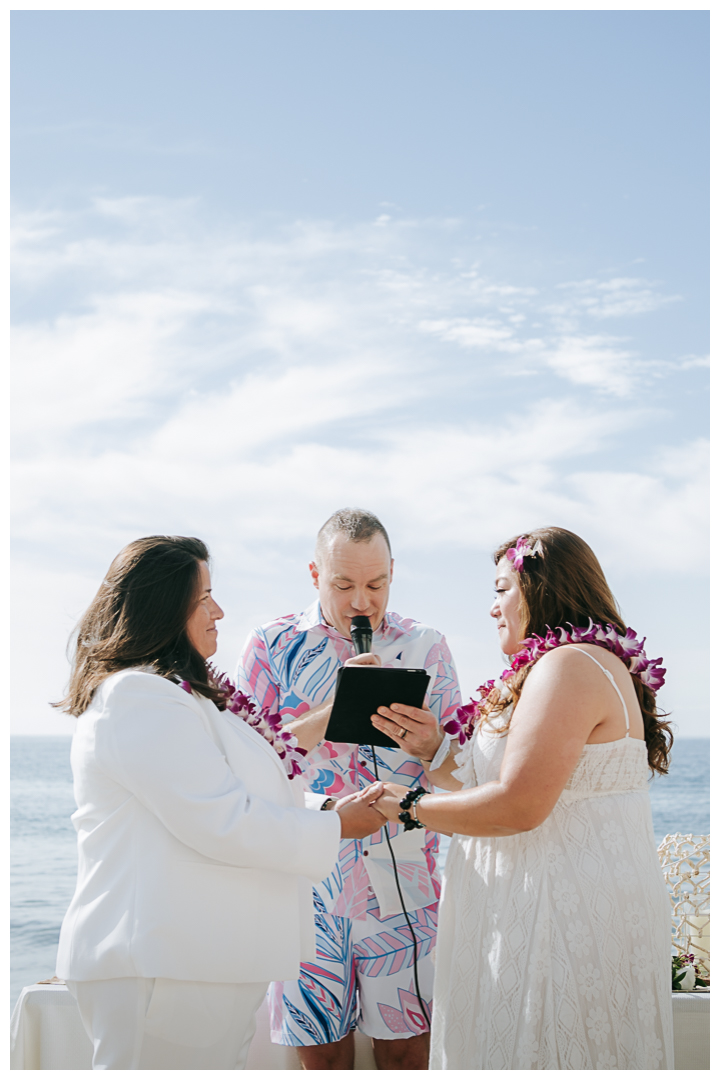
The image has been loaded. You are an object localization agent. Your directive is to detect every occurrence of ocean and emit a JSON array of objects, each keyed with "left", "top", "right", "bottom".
[{"left": 10, "top": 735, "right": 710, "bottom": 1011}]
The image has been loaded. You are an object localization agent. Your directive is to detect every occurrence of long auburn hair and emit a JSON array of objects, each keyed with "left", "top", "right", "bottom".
[
  {"left": 54, "top": 535, "right": 225, "bottom": 717},
  {"left": 488, "top": 527, "right": 672, "bottom": 775}
]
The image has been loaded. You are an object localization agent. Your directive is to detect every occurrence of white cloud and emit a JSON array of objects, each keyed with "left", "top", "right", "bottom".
[
  {"left": 10, "top": 197, "right": 708, "bottom": 733},
  {"left": 554, "top": 276, "right": 682, "bottom": 320},
  {"left": 541, "top": 335, "right": 641, "bottom": 397},
  {"left": 676, "top": 354, "right": 710, "bottom": 371},
  {"left": 12, "top": 289, "right": 223, "bottom": 446},
  {"left": 418, "top": 317, "right": 521, "bottom": 351}
]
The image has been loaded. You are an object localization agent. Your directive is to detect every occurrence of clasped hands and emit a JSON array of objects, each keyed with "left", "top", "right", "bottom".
[
  {"left": 335, "top": 780, "right": 409, "bottom": 836},
  {"left": 335, "top": 654, "right": 444, "bottom": 838}
]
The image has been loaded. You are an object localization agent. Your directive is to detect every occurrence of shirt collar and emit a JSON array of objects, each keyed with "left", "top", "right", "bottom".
[{"left": 296, "top": 599, "right": 392, "bottom": 639}]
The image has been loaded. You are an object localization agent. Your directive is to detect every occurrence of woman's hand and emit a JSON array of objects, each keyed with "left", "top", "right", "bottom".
[
  {"left": 371, "top": 782, "right": 413, "bottom": 826},
  {"left": 335, "top": 782, "right": 386, "bottom": 839},
  {"left": 371, "top": 702, "right": 445, "bottom": 763}
]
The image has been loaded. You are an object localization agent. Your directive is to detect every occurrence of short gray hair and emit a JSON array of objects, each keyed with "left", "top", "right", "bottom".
[{"left": 315, "top": 508, "right": 392, "bottom": 566}]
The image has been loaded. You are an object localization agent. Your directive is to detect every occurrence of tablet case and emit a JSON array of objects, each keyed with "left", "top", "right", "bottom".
[{"left": 325, "top": 666, "right": 430, "bottom": 748}]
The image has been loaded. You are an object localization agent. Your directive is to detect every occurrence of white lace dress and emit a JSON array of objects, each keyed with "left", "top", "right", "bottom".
[{"left": 430, "top": 654, "right": 674, "bottom": 1070}]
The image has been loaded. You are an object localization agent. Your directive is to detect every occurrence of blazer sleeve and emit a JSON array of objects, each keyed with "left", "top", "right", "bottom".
[{"left": 96, "top": 674, "right": 340, "bottom": 882}]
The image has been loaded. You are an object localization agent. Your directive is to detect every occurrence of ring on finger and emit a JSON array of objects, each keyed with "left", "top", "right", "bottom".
[{"left": 398, "top": 726, "right": 407, "bottom": 740}]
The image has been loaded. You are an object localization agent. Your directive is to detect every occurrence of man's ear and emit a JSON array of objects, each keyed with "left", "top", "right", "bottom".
[
  {"left": 389, "top": 558, "right": 394, "bottom": 584},
  {"left": 310, "top": 561, "right": 320, "bottom": 589}
]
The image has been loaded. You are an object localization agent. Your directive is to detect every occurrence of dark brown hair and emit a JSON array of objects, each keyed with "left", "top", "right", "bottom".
[
  {"left": 54, "top": 535, "right": 225, "bottom": 716},
  {"left": 488, "top": 527, "right": 672, "bottom": 775}
]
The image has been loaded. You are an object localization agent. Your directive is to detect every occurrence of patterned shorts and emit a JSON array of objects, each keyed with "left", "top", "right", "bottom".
[{"left": 268, "top": 894, "right": 438, "bottom": 1045}]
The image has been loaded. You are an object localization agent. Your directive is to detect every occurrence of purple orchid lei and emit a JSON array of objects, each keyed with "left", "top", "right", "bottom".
[
  {"left": 179, "top": 670, "right": 307, "bottom": 780},
  {"left": 505, "top": 535, "right": 544, "bottom": 573},
  {"left": 443, "top": 621, "right": 666, "bottom": 746}
]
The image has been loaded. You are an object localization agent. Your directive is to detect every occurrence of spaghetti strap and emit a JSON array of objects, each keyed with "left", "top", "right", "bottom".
[{"left": 567, "top": 646, "right": 631, "bottom": 736}]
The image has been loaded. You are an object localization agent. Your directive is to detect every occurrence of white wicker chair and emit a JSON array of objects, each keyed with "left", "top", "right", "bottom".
[{"left": 657, "top": 833, "right": 710, "bottom": 981}]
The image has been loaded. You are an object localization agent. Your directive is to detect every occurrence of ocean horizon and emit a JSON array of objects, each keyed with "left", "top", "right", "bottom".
[{"left": 10, "top": 734, "right": 710, "bottom": 1010}]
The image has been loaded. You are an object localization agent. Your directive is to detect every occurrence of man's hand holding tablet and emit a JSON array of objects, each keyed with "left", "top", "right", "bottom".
[{"left": 370, "top": 700, "right": 445, "bottom": 763}]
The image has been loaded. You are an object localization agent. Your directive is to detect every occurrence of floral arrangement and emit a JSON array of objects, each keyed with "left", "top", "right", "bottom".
[
  {"left": 672, "top": 952, "right": 709, "bottom": 991},
  {"left": 180, "top": 670, "right": 307, "bottom": 779},
  {"left": 505, "top": 536, "right": 544, "bottom": 572},
  {"left": 443, "top": 621, "right": 666, "bottom": 746}
]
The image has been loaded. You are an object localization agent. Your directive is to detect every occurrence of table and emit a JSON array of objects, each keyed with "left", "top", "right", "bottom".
[
  {"left": 672, "top": 991, "right": 710, "bottom": 1070},
  {"left": 9, "top": 982, "right": 377, "bottom": 1070},
  {"left": 10, "top": 983, "right": 708, "bottom": 1070}
]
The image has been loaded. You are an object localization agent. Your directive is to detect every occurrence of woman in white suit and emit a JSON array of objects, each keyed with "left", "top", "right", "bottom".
[{"left": 54, "top": 535, "right": 383, "bottom": 1069}]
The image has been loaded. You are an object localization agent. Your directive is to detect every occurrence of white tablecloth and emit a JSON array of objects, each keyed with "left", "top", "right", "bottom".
[
  {"left": 671, "top": 991, "right": 710, "bottom": 1070},
  {"left": 10, "top": 983, "right": 708, "bottom": 1070},
  {"left": 9, "top": 982, "right": 377, "bottom": 1070}
]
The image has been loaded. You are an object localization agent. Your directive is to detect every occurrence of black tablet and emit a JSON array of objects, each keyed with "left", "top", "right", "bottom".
[{"left": 325, "top": 666, "right": 430, "bottom": 748}]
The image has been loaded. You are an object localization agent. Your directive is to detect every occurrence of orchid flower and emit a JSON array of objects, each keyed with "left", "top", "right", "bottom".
[
  {"left": 181, "top": 668, "right": 308, "bottom": 780},
  {"left": 505, "top": 536, "right": 544, "bottom": 573}
]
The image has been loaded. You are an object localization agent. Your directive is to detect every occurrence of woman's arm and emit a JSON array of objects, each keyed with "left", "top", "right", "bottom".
[
  {"left": 98, "top": 674, "right": 344, "bottom": 880},
  {"left": 373, "top": 647, "right": 609, "bottom": 836},
  {"left": 422, "top": 737, "right": 464, "bottom": 791}
]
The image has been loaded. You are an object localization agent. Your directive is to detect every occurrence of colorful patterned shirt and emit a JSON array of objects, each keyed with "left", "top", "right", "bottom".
[{"left": 236, "top": 601, "right": 462, "bottom": 920}]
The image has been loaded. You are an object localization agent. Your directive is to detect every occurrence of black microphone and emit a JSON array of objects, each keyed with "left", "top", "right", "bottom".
[{"left": 350, "top": 615, "right": 373, "bottom": 656}]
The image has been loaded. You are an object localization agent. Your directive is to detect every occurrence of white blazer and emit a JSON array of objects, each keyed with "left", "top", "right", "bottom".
[{"left": 56, "top": 670, "right": 340, "bottom": 984}]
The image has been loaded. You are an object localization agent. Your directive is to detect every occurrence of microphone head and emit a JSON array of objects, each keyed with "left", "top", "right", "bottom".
[{"left": 350, "top": 614, "right": 373, "bottom": 656}]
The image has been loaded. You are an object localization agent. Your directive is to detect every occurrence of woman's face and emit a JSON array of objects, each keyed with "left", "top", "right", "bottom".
[
  {"left": 186, "top": 561, "right": 224, "bottom": 659},
  {"left": 490, "top": 556, "right": 525, "bottom": 656}
]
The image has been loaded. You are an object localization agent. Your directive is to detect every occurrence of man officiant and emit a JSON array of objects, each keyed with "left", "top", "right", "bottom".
[{"left": 235, "top": 508, "right": 461, "bottom": 1070}]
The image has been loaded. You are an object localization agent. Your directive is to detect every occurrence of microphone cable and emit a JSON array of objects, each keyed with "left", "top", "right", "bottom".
[
  {"left": 369, "top": 743, "right": 432, "bottom": 1033},
  {"left": 349, "top": 617, "right": 431, "bottom": 1032}
]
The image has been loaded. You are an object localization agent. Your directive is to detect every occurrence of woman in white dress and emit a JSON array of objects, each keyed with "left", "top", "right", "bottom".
[
  {"left": 54, "top": 535, "right": 383, "bottom": 1069},
  {"left": 369, "top": 527, "right": 674, "bottom": 1069}
]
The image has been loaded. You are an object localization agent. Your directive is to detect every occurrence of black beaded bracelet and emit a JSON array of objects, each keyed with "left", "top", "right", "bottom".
[{"left": 398, "top": 786, "right": 428, "bottom": 831}]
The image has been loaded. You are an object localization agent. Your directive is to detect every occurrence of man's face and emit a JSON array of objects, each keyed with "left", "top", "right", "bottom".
[{"left": 310, "top": 533, "right": 394, "bottom": 640}]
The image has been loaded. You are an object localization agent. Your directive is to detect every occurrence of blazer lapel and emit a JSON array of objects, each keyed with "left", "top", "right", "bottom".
[
  {"left": 202, "top": 698, "right": 293, "bottom": 790},
  {"left": 227, "top": 711, "right": 292, "bottom": 783}
]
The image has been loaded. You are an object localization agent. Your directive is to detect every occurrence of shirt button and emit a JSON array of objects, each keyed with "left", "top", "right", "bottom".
[{"left": 363, "top": 850, "right": 369, "bottom": 856}]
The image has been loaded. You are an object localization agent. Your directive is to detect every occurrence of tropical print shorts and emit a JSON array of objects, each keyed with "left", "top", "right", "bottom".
[{"left": 268, "top": 893, "right": 438, "bottom": 1045}]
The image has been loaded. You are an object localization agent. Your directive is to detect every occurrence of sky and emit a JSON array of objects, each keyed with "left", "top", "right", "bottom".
[{"left": 11, "top": 8, "right": 709, "bottom": 736}]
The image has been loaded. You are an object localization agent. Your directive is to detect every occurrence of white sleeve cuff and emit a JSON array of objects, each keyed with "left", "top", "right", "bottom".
[
  {"left": 426, "top": 732, "right": 451, "bottom": 772},
  {"left": 303, "top": 791, "right": 328, "bottom": 812}
]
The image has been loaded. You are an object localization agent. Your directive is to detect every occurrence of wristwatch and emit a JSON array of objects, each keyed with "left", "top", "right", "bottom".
[{"left": 320, "top": 798, "right": 337, "bottom": 811}]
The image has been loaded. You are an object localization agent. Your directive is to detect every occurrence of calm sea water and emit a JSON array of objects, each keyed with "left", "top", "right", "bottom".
[{"left": 10, "top": 735, "right": 709, "bottom": 1010}]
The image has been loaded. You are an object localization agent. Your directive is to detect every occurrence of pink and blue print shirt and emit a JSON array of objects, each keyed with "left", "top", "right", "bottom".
[{"left": 236, "top": 601, "right": 462, "bottom": 920}]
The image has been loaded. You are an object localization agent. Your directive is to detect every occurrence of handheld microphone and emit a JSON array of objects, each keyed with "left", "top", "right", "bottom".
[{"left": 350, "top": 615, "right": 373, "bottom": 656}]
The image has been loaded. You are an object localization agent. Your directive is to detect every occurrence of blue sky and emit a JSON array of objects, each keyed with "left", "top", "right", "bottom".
[{"left": 11, "top": 9, "right": 709, "bottom": 735}]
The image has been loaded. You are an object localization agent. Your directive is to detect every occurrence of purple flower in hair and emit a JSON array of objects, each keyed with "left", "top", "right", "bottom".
[{"left": 505, "top": 536, "right": 544, "bottom": 573}]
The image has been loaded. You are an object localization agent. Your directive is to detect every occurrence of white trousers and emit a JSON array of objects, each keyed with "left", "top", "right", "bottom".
[{"left": 67, "top": 977, "right": 268, "bottom": 1069}]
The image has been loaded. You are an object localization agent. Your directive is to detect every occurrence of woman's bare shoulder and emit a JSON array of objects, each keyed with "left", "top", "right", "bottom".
[
  {"left": 524, "top": 644, "right": 602, "bottom": 679},
  {"left": 519, "top": 645, "right": 619, "bottom": 708}
]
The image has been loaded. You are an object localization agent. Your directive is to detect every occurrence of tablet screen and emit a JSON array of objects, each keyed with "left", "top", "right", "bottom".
[{"left": 325, "top": 666, "right": 430, "bottom": 748}]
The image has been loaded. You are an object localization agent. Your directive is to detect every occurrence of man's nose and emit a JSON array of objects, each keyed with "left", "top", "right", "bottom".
[{"left": 350, "top": 591, "right": 373, "bottom": 611}]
